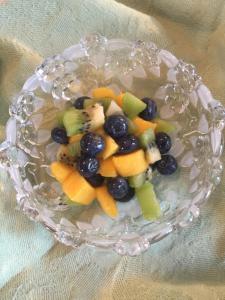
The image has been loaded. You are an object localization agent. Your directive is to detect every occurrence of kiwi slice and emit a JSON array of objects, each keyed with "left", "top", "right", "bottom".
[
  {"left": 135, "top": 182, "right": 161, "bottom": 220},
  {"left": 146, "top": 142, "right": 161, "bottom": 165},
  {"left": 67, "top": 141, "right": 81, "bottom": 157},
  {"left": 129, "top": 172, "right": 146, "bottom": 188},
  {"left": 57, "top": 145, "right": 76, "bottom": 167},
  {"left": 139, "top": 128, "right": 155, "bottom": 148},
  {"left": 153, "top": 118, "right": 176, "bottom": 134},
  {"left": 63, "top": 108, "right": 86, "bottom": 136},
  {"left": 63, "top": 104, "right": 105, "bottom": 136},
  {"left": 84, "top": 98, "right": 112, "bottom": 111},
  {"left": 122, "top": 92, "right": 147, "bottom": 119}
]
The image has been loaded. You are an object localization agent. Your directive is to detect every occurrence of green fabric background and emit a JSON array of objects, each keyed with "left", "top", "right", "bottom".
[{"left": 0, "top": 0, "right": 225, "bottom": 299}]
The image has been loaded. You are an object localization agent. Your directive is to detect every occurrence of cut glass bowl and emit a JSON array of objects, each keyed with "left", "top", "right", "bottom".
[{"left": 0, "top": 34, "right": 225, "bottom": 256}]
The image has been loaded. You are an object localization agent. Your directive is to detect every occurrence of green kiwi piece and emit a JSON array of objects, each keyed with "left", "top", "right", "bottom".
[
  {"left": 128, "top": 172, "right": 146, "bottom": 188},
  {"left": 122, "top": 92, "right": 147, "bottom": 119},
  {"left": 135, "top": 182, "right": 161, "bottom": 220},
  {"left": 139, "top": 128, "right": 155, "bottom": 148}
]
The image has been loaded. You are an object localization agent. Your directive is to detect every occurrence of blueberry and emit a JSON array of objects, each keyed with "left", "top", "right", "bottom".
[
  {"left": 155, "top": 132, "right": 172, "bottom": 154},
  {"left": 80, "top": 132, "right": 105, "bottom": 157},
  {"left": 155, "top": 154, "right": 177, "bottom": 175},
  {"left": 117, "top": 134, "right": 140, "bottom": 154},
  {"left": 116, "top": 187, "right": 135, "bottom": 202},
  {"left": 107, "top": 176, "right": 129, "bottom": 200},
  {"left": 86, "top": 174, "right": 104, "bottom": 187},
  {"left": 73, "top": 96, "right": 90, "bottom": 109},
  {"left": 51, "top": 127, "right": 68, "bottom": 144},
  {"left": 139, "top": 98, "right": 157, "bottom": 120},
  {"left": 77, "top": 156, "right": 99, "bottom": 178},
  {"left": 104, "top": 115, "right": 128, "bottom": 139}
]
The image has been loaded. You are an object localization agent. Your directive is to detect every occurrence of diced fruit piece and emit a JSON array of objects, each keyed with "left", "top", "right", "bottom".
[
  {"left": 146, "top": 166, "right": 153, "bottom": 181},
  {"left": 128, "top": 172, "right": 146, "bottom": 188},
  {"left": 155, "top": 154, "right": 177, "bottom": 175},
  {"left": 92, "top": 87, "right": 116, "bottom": 99},
  {"left": 127, "top": 119, "right": 137, "bottom": 134},
  {"left": 69, "top": 133, "right": 83, "bottom": 144},
  {"left": 122, "top": 92, "right": 147, "bottom": 119},
  {"left": 136, "top": 182, "right": 161, "bottom": 220},
  {"left": 74, "top": 96, "right": 90, "bottom": 109},
  {"left": 99, "top": 158, "right": 117, "bottom": 177},
  {"left": 133, "top": 117, "right": 157, "bottom": 135},
  {"left": 112, "top": 150, "right": 148, "bottom": 177},
  {"left": 86, "top": 174, "right": 104, "bottom": 187},
  {"left": 101, "top": 135, "right": 119, "bottom": 159},
  {"left": 77, "top": 156, "right": 99, "bottom": 178},
  {"left": 139, "top": 128, "right": 155, "bottom": 148},
  {"left": 62, "top": 171, "right": 96, "bottom": 204},
  {"left": 107, "top": 177, "right": 129, "bottom": 200},
  {"left": 154, "top": 118, "right": 176, "bottom": 134},
  {"left": 155, "top": 132, "right": 172, "bottom": 154},
  {"left": 57, "top": 145, "right": 75, "bottom": 166},
  {"left": 104, "top": 115, "right": 128, "bottom": 138},
  {"left": 106, "top": 100, "right": 124, "bottom": 116},
  {"left": 50, "top": 161, "right": 74, "bottom": 183},
  {"left": 83, "top": 98, "right": 95, "bottom": 108},
  {"left": 51, "top": 127, "right": 69, "bottom": 144},
  {"left": 145, "top": 143, "right": 161, "bottom": 164},
  {"left": 63, "top": 108, "right": 86, "bottom": 136},
  {"left": 57, "top": 111, "right": 65, "bottom": 126},
  {"left": 117, "top": 187, "right": 135, "bottom": 202},
  {"left": 139, "top": 98, "right": 157, "bottom": 120},
  {"left": 96, "top": 186, "right": 118, "bottom": 218},
  {"left": 80, "top": 132, "right": 105, "bottom": 157},
  {"left": 67, "top": 142, "right": 81, "bottom": 157},
  {"left": 116, "top": 93, "right": 125, "bottom": 107},
  {"left": 85, "top": 103, "right": 105, "bottom": 131},
  {"left": 117, "top": 134, "right": 140, "bottom": 154}
]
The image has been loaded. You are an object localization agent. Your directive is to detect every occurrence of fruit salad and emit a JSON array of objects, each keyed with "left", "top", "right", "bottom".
[{"left": 50, "top": 87, "right": 178, "bottom": 220}]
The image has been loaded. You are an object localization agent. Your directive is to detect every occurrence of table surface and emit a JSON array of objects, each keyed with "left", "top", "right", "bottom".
[{"left": 0, "top": 0, "right": 225, "bottom": 299}]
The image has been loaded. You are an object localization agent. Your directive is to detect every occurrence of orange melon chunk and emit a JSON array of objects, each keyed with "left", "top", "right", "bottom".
[
  {"left": 102, "top": 135, "right": 119, "bottom": 159},
  {"left": 96, "top": 186, "right": 118, "bottom": 218},
  {"left": 112, "top": 150, "right": 148, "bottom": 177},
  {"left": 92, "top": 87, "right": 116, "bottom": 99},
  {"left": 50, "top": 161, "right": 74, "bottom": 183},
  {"left": 116, "top": 93, "right": 125, "bottom": 107},
  {"left": 99, "top": 158, "right": 117, "bottom": 177},
  {"left": 133, "top": 117, "right": 157, "bottom": 135},
  {"left": 62, "top": 171, "right": 96, "bottom": 205},
  {"left": 69, "top": 133, "right": 83, "bottom": 144}
]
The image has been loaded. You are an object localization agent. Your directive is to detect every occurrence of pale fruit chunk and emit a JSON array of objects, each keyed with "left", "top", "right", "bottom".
[
  {"left": 96, "top": 186, "right": 118, "bottom": 218},
  {"left": 146, "top": 143, "right": 161, "bottom": 164},
  {"left": 50, "top": 161, "right": 74, "bottom": 183},
  {"left": 106, "top": 100, "right": 124, "bottom": 116},
  {"left": 112, "top": 150, "right": 148, "bottom": 177},
  {"left": 128, "top": 172, "right": 146, "bottom": 188},
  {"left": 62, "top": 171, "right": 96, "bottom": 205},
  {"left": 135, "top": 182, "right": 161, "bottom": 220}
]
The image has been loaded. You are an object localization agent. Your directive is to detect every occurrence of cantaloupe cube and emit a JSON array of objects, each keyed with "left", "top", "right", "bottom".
[
  {"left": 116, "top": 93, "right": 125, "bottom": 107},
  {"left": 50, "top": 161, "right": 74, "bottom": 183},
  {"left": 69, "top": 133, "right": 83, "bottom": 144},
  {"left": 92, "top": 87, "right": 116, "bottom": 99},
  {"left": 133, "top": 117, "right": 157, "bottom": 135},
  {"left": 96, "top": 186, "right": 118, "bottom": 218},
  {"left": 62, "top": 171, "right": 96, "bottom": 205},
  {"left": 112, "top": 150, "right": 148, "bottom": 177},
  {"left": 99, "top": 158, "right": 117, "bottom": 177},
  {"left": 102, "top": 135, "right": 119, "bottom": 159}
]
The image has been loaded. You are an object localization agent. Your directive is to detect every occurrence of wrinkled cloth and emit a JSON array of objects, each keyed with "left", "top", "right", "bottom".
[{"left": 0, "top": 0, "right": 225, "bottom": 299}]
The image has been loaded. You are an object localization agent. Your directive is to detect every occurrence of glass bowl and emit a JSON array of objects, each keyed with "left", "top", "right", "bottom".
[{"left": 0, "top": 34, "right": 224, "bottom": 256}]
